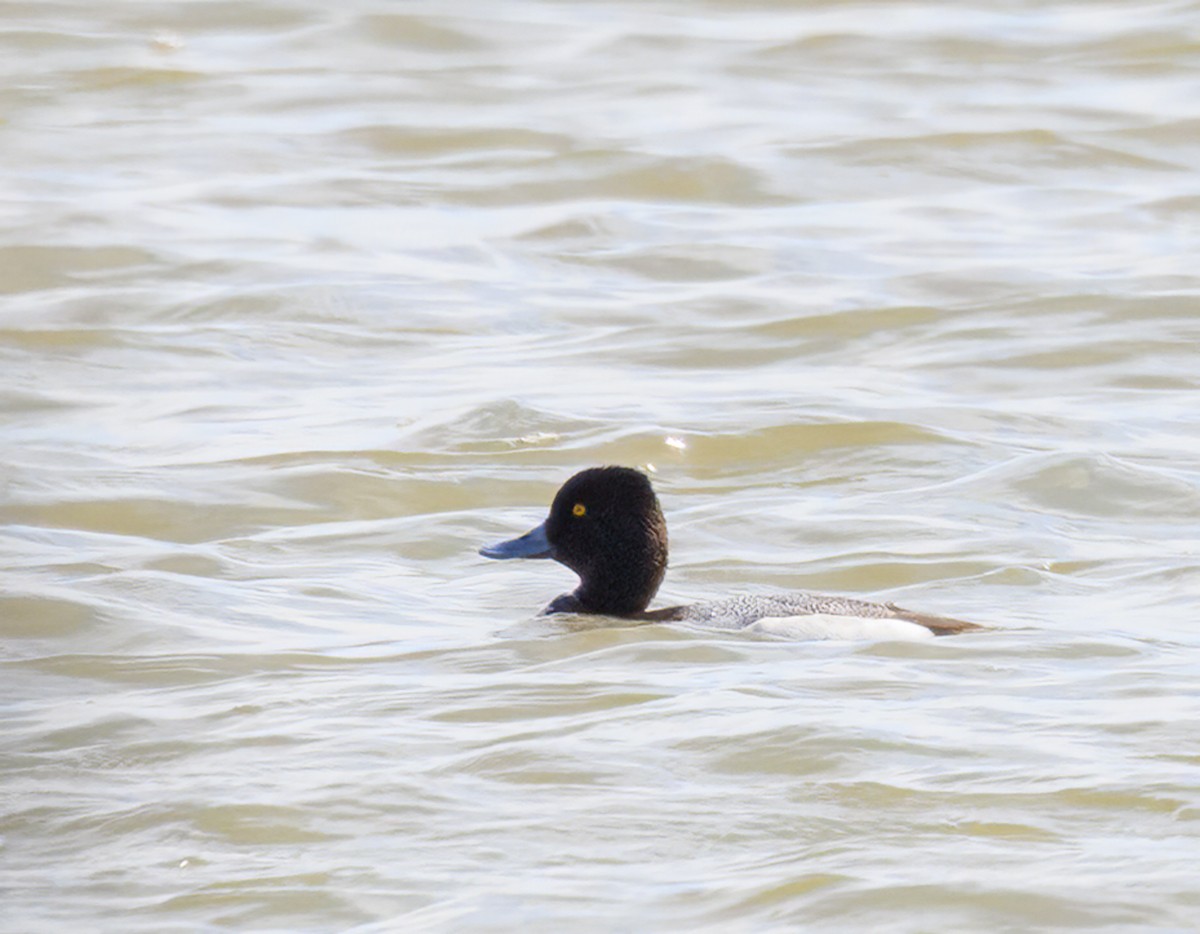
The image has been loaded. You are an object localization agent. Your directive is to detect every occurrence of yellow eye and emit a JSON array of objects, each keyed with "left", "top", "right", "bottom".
[{"left": 572, "top": 503, "right": 587, "bottom": 517}]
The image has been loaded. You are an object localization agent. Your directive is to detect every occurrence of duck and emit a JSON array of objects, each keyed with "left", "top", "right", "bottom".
[{"left": 480, "top": 466, "right": 983, "bottom": 640}]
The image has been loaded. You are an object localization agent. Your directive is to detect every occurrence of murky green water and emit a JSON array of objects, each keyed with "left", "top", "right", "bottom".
[{"left": 3, "top": 1, "right": 1199, "bottom": 930}]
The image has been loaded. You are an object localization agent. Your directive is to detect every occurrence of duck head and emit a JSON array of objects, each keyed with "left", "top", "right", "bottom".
[{"left": 480, "top": 466, "right": 668, "bottom": 616}]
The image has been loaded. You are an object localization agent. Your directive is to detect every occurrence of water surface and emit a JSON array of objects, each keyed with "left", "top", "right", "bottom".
[{"left": 2, "top": 0, "right": 1199, "bottom": 930}]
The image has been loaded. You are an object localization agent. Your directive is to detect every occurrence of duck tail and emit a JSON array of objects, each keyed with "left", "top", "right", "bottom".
[{"left": 886, "top": 603, "right": 986, "bottom": 636}]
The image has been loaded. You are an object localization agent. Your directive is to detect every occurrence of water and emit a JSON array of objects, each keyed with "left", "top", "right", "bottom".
[{"left": 3, "top": 0, "right": 1199, "bottom": 929}]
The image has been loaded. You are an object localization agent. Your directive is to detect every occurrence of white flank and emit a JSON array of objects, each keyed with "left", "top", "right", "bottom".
[{"left": 744, "top": 613, "right": 936, "bottom": 642}]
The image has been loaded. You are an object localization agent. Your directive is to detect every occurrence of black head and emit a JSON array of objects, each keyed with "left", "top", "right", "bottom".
[{"left": 480, "top": 466, "right": 669, "bottom": 616}]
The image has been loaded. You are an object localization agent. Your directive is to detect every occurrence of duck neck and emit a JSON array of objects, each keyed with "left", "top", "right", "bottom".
[{"left": 572, "top": 556, "right": 665, "bottom": 617}]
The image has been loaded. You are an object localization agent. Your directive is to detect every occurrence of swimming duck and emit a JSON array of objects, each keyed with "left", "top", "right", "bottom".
[{"left": 480, "top": 466, "right": 982, "bottom": 640}]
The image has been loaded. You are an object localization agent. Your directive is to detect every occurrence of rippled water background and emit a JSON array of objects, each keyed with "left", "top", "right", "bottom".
[{"left": 3, "top": 0, "right": 1200, "bottom": 929}]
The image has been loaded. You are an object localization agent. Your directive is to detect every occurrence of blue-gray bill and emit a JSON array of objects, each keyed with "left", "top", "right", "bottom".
[{"left": 479, "top": 521, "right": 553, "bottom": 560}]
